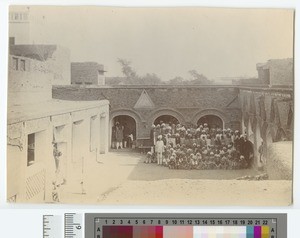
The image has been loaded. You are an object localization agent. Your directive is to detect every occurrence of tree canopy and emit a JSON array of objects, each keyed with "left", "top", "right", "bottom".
[{"left": 115, "top": 58, "right": 212, "bottom": 85}]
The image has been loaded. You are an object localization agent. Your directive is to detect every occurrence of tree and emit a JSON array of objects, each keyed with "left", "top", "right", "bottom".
[
  {"left": 141, "top": 73, "right": 163, "bottom": 85},
  {"left": 188, "top": 70, "right": 212, "bottom": 84},
  {"left": 117, "top": 58, "right": 163, "bottom": 85},
  {"left": 117, "top": 58, "right": 139, "bottom": 84},
  {"left": 167, "top": 76, "right": 185, "bottom": 85}
]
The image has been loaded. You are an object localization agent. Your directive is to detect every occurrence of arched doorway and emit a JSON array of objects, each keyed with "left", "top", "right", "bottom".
[
  {"left": 197, "top": 115, "right": 223, "bottom": 129},
  {"left": 111, "top": 115, "right": 136, "bottom": 149},
  {"left": 154, "top": 115, "right": 179, "bottom": 125}
]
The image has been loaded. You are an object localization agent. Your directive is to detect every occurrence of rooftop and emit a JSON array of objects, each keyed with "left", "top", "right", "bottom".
[
  {"left": 9, "top": 44, "right": 69, "bottom": 61},
  {"left": 8, "top": 99, "right": 109, "bottom": 125},
  {"left": 71, "top": 62, "right": 105, "bottom": 71},
  {"left": 256, "top": 58, "right": 293, "bottom": 69}
]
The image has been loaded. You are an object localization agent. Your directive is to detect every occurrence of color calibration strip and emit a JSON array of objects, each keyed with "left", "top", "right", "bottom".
[
  {"left": 101, "top": 225, "right": 269, "bottom": 238},
  {"left": 86, "top": 214, "right": 286, "bottom": 238}
]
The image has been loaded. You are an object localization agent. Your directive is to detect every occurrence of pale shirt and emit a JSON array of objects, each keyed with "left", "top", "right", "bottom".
[{"left": 155, "top": 140, "right": 165, "bottom": 153}]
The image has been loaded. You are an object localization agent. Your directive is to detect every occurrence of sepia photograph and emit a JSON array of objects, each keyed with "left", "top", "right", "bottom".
[{"left": 7, "top": 6, "right": 294, "bottom": 205}]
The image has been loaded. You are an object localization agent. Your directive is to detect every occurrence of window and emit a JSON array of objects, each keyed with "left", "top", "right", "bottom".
[
  {"left": 20, "top": 59, "right": 26, "bottom": 71},
  {"left": 27, "top": 134, "right": 35, "bottom": 166},
  {"left": 12, "top": 57, "right": 18, "bottom": 70}
]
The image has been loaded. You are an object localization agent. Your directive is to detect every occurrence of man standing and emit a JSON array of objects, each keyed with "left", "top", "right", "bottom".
[
  {"left": 111, "top": 123, "right": 117, "bottom": 149},
  {"left": 155, "top": 135, "right": 164, "bottom": 165},
  {"left": 116, "top": 122, "right": 124, "bottom": 149},
  {"left": 241, "top": 136, "right": 253, "bottom": 168},
  {"left": 150, "top": 124, "right": 156, "bottom": 147},
  {"left": 53, "top": 142, "right": 62, "bottom": 173}
]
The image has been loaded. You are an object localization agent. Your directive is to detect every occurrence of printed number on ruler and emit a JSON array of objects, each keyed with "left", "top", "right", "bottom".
[{"left": 64, "top": 213, "right": 83, "bottom": 238}]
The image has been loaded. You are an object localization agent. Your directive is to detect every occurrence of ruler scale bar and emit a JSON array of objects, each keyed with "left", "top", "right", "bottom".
[
  {"left": 43, "top": 215, "right": 62, "bottom": 238},
  {"left": 64, "top": 213, "right": 83, "bottom": 238}
]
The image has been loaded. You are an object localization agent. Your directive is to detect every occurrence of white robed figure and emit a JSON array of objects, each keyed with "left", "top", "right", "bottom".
[{"left": 155, "top": 135, "right": 164, "bottom": 165}]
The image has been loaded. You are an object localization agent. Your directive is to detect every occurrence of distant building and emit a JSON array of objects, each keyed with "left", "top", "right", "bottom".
[
  {"left": 232, "top": 77, "right": 263, "bottom": 85},
  {"left": 231, "top": 58, "right": 293, "bottom": 86},
  {"left": 9, "top": 6, "right": 30, "bottom": 45},
  {"left": 9, "top": 6, "right": 49, "bottom": 45},
  {"left": 9, "top": 6, "right": 70, "bottom": 86},
  {"left": 256, "top": 58, "right": 293, "bottom": 86},
  {"left": 71, "top": 62, "right": 106, "bottom": 85}
]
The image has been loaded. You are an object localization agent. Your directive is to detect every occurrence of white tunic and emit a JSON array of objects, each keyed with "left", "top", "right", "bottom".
[{"left": 155, "top": 140, "right": 165, "bottom": 153}]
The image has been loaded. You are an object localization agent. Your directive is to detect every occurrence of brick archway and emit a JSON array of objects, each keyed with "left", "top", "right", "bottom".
[
  {"left": 110, "top": 109, "right": 142, "bottom": 123},
  {"left": 149, "top": 108, "right": 185, "bottom": 125},
  {"left": 109, "top": 109, "right": 142, "bottom": 147},
  {"left": 191, "top": 109, "right": 226, "bottom": 128}
]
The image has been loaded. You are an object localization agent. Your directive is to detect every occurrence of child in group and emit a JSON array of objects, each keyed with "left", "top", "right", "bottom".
[
  {"left": 168, "top": 155, "right": 176, "bottom": 169},
  {"left": 145, "top": 151, "right": 152, "bottom": 164}
]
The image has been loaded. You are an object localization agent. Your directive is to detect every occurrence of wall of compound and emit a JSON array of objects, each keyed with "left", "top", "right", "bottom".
[
  {"left": 7, "top": 104, "right": 109, "bottom": 203},
  {"left": 53, "top": 86, "right": 242, "bottom": 140}
]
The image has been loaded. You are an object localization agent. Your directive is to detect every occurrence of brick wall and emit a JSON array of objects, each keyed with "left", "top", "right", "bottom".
[
  {"left": 53, "top": 85, "right": 242, "bottom": 139},
  {"left": 53, "top": 86, "right": 239, "bottom": 112}
]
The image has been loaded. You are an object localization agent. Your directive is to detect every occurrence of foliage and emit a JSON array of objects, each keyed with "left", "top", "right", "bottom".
[
  {"left": 116, "top": 58, "right": 212, "bottom": 85},
  {"left": 188, "top": 70, "right": 213, "bottom": 85}
]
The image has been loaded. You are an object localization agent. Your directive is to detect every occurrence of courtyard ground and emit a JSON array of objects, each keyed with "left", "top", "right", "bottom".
[{"left": 61, "top": 149, "right": 292, "bottom": 206}]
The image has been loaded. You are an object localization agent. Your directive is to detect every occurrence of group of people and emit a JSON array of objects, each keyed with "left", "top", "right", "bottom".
[
  {"left": 111, "top": 122, "right": 134, "bottom": 149},
  {"left": 146, "top": 121, "right": 254, "bottom": 170}
]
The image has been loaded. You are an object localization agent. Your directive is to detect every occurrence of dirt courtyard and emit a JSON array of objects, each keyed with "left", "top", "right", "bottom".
[{"left": 61, "top": 150, "right": 292, "bottom": 206}]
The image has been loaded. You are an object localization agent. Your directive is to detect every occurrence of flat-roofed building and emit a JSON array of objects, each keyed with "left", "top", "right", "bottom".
[{"left": 71, "top": 62, "right": 106, "bottom": 86}]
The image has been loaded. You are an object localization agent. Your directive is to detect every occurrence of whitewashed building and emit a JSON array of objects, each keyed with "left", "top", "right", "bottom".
[{"left": 7, "top": 52, "right": 109, "bottom": 203}]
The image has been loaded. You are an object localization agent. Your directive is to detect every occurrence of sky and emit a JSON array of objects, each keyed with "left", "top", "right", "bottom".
[{"left": 13, "top": 6, "right": 294, "bottom": 81}]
